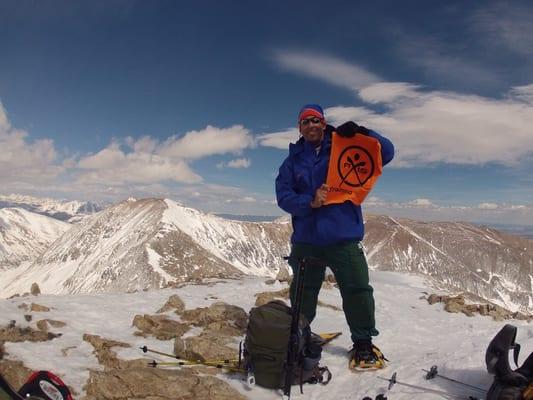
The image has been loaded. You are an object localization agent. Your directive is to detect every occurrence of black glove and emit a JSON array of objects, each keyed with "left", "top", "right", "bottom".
[{"left": 336, "top": 121, "right": 370, "bottom": 137}]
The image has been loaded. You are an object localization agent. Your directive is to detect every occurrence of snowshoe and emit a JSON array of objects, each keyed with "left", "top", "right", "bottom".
[
  {"left": 311, "top": 332, "right": 342, "bottom": 347},
  {"left": 349, "top": 341, "right": 387, "bottom": 371}
]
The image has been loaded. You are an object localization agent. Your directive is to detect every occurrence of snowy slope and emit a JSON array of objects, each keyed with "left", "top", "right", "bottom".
[
  {"left": 0, "top": 208, "right": 71, "bottom": 270},
  {"left": 0, "top": 198, "right": 290, "bottom": 296},
  {"left": 1, "top": 271, "right": 531, "bottom": 399},
  {"left": 364, "top": 215, "right": 533, "bottom": 314},
  {"left": 163, "top": 199, "right": 290, "bottom": 276}
]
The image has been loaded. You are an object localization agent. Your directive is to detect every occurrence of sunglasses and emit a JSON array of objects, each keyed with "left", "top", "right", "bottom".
[{"left": 299, "top": 117, "right": 323, "bottom": 126}]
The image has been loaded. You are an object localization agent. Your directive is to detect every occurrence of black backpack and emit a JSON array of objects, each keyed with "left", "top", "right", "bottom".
[
  {"left": 243, "top": 300, "right": 330, "bottom": 391},
  {"left": 486, "top": 324, "right": 533, "bottom": 400}
]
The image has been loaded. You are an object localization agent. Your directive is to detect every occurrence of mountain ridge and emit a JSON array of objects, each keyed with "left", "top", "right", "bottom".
[{"left": 1, "top": 197, "right": 531, "bottom": 314}]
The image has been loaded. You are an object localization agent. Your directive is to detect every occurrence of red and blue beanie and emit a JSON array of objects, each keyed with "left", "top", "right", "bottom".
[{"left": 298, "top": 104, "right": 325, "bottom": 122}]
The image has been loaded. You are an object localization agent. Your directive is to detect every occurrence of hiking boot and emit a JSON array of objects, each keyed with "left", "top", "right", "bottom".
[{"left": 348, "top": 340, "right": 387, "bottom": 371}]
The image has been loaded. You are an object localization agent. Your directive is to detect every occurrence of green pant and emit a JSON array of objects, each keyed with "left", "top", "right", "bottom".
[{"left": 288, "top": 241, "right": 379, "bottom": 342}]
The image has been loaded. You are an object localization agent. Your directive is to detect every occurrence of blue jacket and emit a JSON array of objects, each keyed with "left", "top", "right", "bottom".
[{"left": 275, "top": 127, "right": 394, "bottom": 245}]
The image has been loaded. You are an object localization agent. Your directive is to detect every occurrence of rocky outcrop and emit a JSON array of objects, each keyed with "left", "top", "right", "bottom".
[
  {"left": 0, "top": 360, "right": 33, "bottom": 391},
  {"left": 30, "top": 283, "right": 41, "bottom": 296},
  {"left": 83, "top": 334, "right": 146, "bottom": 370},
  {"left": 132, "top": 314, "right": 190, "bottom": 340},
  {"left": 35, "top": 319, "right": 66, "bottom": 332},
  {"left": 156, "top": 294, "right": 186, "bottom": 314},
  {"left": 30, "top": 303, "right": 51, "bottom": 312},
  {"left": 171, "top": 302, "right": 248, "bottom": 362},
  {"left": 426, "top": 293, "right": 532, "bottom": 321},
  {"left": 275, "top": 266, "right": 291, "bottom": 283},
  {"left": 180, "top": 302, "right": 248, "bottom": 335},
  {"left": 0, "top": 322, "right": 60, "bottom": 342},
  {"left": 83, "top": 367, "right": 246, "bottom": 400},
  {"left": 81, "top": 330, "right": 246, "bottom": 400},
  {"left": 254, "top": 288, "right": 290, "bottom": 307},
  {"left": 173, "top": 334, "right": 237, "bottom": 363}
]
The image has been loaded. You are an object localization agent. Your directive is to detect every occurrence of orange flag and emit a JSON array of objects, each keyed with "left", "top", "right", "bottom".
[{"left": 324, "top": 133, "right": 383, "bottom": 206}]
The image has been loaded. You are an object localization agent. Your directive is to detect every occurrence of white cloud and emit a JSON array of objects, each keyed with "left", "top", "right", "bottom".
[
  {"left": 76, "top": 125, "right": 258, "bottom": 185},
  {"left": 350, "top": 83, "right": 533, "bottom": 166},
  {"left": 0, "top": 102, "right": 63, "bottom": 185},
  {"left": 225, "top": 196, "right": 256, "bottom": 203},
  {"left": 226, "top": 158, "right": 251, "bottom": 169},
  {"left": 508, "top": 84, "right": 533, "bottom": 103},
  {"left": 217, "top": 158, "right": 251, "bottom": 169},
  {"left": 358, "top": 82, "right": 420, "bottom": 104},
  {"left": 77, "top": 148, "right": 202, "bottom": 185},
  {"left": 0, "top": 100, "right": 263, "bottom": 203},
  {"left": 407, "top": 198, "right": 437, "bottom": 208},
  {"left": 159, "top": 125, "right": 255, "bottom": 159},
  {"left": 271, "top": 49, "right": 380, "bottom": 90},
  {"left": 324, "top": 106, "right": 382, "bottom": 126},
  {"left": 258, "top": 128, "right": 299, "bottom": 150},
  {"left": 478, "top": 202, "right": 498, "bottom": 210}
]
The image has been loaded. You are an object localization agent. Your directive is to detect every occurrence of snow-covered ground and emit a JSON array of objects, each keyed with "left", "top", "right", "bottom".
[{"left": 1, "top": 271, "right": 532, "bottom": 400}]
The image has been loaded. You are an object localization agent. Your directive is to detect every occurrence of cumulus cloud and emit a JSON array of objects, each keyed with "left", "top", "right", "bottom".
[
  {"left": 478, "top": 202, "right": 498, "bottom": 210},
  {"left": 76, "top": 125, "right": 257, "bottom": 185},
  {"left": 77, "top": 147, "right": 202, "bottom": 185},
  {"left": 225, "top": 196, "right": 256, "bottom": 203},
  {"left": 258, "top": 128, "right": 299, "bottom": 150},
  {"left": 217, "top": 158, "right": 251, "bottom": 169},
  {"left": 0, "top": 100, "right": 263, "bottom": 205},
  {"left": 0, "top": 102, "right": 63, "bottom": 185},
  {"left": 407, "top": 198, "right": 438, "bottom": 208},
  {"left": 159, "top": 125, "right": 255, "bottom": 159}
]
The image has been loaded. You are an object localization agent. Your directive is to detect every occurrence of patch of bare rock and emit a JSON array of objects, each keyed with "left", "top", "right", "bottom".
[
  {"left": 426, "top": 293, "right": 532, "bottom": 321},
  {"left": 83, "top": 367, "right": 246, "bottom": 400},
  {"left": 82, "top": 297, "right": 249, "bottom": 400}
]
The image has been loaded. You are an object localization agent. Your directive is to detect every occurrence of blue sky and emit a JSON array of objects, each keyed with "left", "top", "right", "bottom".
[{"left": 0, "top": 1, "right": 532, "bottom": 225}]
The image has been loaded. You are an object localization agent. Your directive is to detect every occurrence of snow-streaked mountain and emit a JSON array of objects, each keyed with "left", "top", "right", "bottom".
[
  {"left": 0, "top": 208, "right": 71, "bottom": 270},
  {"left": 364, "top": 215, "right": 533, "bottom": 314},
  {"left": 1, "top": 198, "right": 290, "bottom": 295},
  {"left": 1, "top": 199, "right": 531, "bottom": 314},
  {"left": 0, "top": 193, "right": 102, "bottom": 222}
]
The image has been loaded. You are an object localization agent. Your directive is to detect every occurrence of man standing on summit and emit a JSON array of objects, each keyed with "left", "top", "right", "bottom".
[{"left": 275, "top": 104, "right": 394, "bottom": 370}]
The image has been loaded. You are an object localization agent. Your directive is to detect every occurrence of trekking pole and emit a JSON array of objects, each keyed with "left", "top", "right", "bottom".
[
  {"left": 140, "top": 346, "right": 239, "bottom": 365},
  {"left": 378, "top": 372, "right": 480, "bottom": 400},
  {"left": 424, "top": 365, "right": 487, "bottom": 393},
  {"left": 282, "top": 256, "right": 307, "bottom": 400},
  {"left": 148, "top": 360, "right": 244, "bottom": 372},
  {"left": 140, "top": 345, "right": 178, "bottom": 359}
]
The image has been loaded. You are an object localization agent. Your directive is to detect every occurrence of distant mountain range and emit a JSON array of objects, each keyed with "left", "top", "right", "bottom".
[
  {"left": 0, "top": 193, "right": 102, "bottom": 222},
  {"left": 0, "top": 195, "right": 531, "bottom": 314}
]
